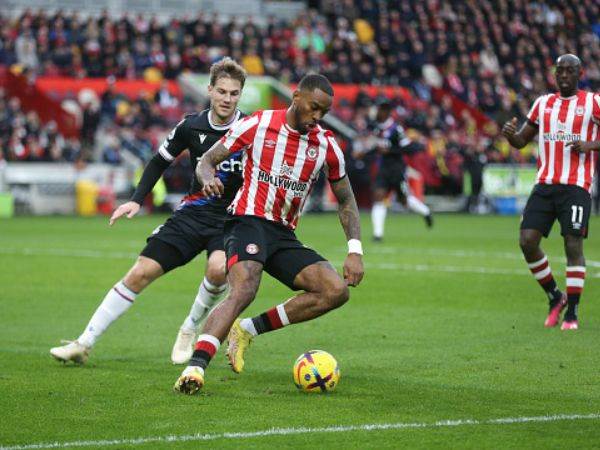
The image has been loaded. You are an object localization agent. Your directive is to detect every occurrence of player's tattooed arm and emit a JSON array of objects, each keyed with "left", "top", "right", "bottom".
[
  {"left": 196, "top": 142, "right": 230, "bottom": 197},
  {"left": 330, "top": 176, "right": 361, "bottom": 241},
  {"left": 330, "top": 176, "right": 364, "bottom": 287}
]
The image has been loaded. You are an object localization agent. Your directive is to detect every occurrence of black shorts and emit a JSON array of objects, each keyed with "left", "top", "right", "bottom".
[
  {"left": 224, "top": 215, "right": 326, "bottom": 290},
  {"left": 374, "top": 163, "right": 408, "bottom": 197},
  {"left": 521, "top": 184, "right": 591, "bottom": 238},
  {"left": 140, "top": 207, "right": 225, "bottom": 272}
]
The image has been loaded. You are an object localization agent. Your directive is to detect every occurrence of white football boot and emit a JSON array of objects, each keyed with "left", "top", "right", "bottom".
[
  {"left": 171, "top": 328, "right": 197, "bottom": 365},
  {"left": 50, "top": 340, "right": 90, "bottom": 364}
]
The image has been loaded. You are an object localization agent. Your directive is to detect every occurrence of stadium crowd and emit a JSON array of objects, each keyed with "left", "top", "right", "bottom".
[{"left": 1, "top": 1, "right": 599, "bottom": 195}]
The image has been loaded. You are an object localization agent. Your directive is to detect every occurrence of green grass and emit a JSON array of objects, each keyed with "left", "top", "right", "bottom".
[{"left": 1, "top": 213, "right": 599, "bottom": 449}]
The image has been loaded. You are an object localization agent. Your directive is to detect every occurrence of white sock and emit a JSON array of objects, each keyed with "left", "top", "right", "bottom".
[
  {"left": 407, "top": 195, "right": 430, "bottom": 216},
  {"left": 240, "top": 318, "right": 258, "bottom": 336},
  {"left": 181, "top": 277, "right": 227, "bottom": 331},
  {"left": 371, "top": 201, "right": 387, "bottom": 238},
  {"left": 77, "top": 281, "right": 137, "bottom": 348}
]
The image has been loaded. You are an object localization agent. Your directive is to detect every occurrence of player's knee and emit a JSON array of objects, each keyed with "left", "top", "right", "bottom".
[
  {"left": 324, "top": 277, "right": 349, "bottom": 309},
  {"left": 564, "top": 236, "right": 583, "bottom": 259},
  {"left": 519, "top": 233, "right": 536, "bottom": 255},
  {"left": 205, "top": 251, "right": 227, "bottom": 286},
  {"left": 205, "top": 263, "right": 226, "bottom": 286},
  {"left": 373, "top": 192, "right": 386, "bottom": 202},
  {"left": 124, "top": 259, "right": 161, "bottom": 291}
]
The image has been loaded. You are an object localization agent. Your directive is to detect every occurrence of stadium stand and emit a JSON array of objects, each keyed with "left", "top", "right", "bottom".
[{"left": 0, "top": 1, "right": 599, "bottom": 198}]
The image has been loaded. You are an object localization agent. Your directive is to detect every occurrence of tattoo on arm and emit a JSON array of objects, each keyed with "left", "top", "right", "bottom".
[
  {"left": 330, "top": 176, "right": 361, "bottom": 240},
  {"left": 197, "top": 143, "right": 230, "bottom": 184}
]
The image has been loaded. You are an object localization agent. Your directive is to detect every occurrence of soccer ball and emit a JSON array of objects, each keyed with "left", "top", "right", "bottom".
[{"left": 293, "top": 350, "right": 340, "bottom": 393}]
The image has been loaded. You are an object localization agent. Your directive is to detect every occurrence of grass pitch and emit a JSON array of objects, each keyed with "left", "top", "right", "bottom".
[{"left": 0, "top": 213, "right": 599, "bottom": 449}]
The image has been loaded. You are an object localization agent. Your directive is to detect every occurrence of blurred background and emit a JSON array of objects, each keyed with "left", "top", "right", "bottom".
[{"left": 0, "top": 0, "right": 599, "bottom": 218}]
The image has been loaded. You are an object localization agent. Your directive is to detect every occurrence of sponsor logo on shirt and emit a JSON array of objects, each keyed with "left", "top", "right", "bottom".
[
  {"left": 542, "top": 132, "right": 581, "bottom": 142},
  {"left": 257, "top": 170, "right": 308, "bottom": 194}
]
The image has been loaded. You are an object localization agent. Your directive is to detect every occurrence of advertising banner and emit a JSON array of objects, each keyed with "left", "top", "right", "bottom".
[{"left": 483, "top": 164, "right": 537, "bottom": 197}]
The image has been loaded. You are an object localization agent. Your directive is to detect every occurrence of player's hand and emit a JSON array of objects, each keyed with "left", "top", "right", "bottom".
[
  {"left": 566, "top": 140, "right": 599, "bottom": 153},
  {"left": 201, "top": 177, "right": 225, "bottom": 198},
  {"left": 109, "top": 201, "right": 140, "bottom": 226},
  {"left": 343, "top": 253, "right": 364, "bottom": 287},
  {"left": 501, "top": 117, "right": 518, "bottom": 139}
]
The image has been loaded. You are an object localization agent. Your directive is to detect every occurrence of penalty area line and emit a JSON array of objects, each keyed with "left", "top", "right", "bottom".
[{"left": 2, "top": 413, "right": 599, "bottom": 450}]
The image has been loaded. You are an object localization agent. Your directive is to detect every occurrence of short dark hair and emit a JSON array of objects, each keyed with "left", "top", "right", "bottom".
[
  {"left": 298, "top": 74, "right": 334, "bottom": 97},
  {"left": 209, "top": 57, "right": 247, "bottom": 88}
]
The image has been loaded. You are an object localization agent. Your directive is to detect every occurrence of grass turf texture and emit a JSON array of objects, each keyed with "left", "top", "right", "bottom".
[{"left": 0, "top": 213, "right": 599, "bottom": 449}]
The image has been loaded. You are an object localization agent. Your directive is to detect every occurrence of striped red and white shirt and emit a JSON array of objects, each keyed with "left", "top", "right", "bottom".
[
  {"left": 527, "top": 90, "right": 600, "bottom": 191},
  {"left": 219, "top": 109, "right": 346, "bottom": 229}
]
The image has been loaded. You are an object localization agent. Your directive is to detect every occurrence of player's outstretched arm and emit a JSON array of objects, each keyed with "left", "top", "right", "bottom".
[
  {"left": 110, "top": 153, "right": 173, "bottom": 226},
  {"left": 196, "top": 142, "right": 230, "bottom": 197},
  {"left": 330, "top": 176, "right": 364, "bottom": 287},
  {"left": 502, "top": 117, "right": 537, "bottom": 149}
]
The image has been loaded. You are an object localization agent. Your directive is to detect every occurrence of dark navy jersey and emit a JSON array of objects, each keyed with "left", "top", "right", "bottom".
[
  {"left": 369, "top": 117, "right": 421, "bottom": 169},
  {"left": 157, "top": 109, "right": 245, "bottom": 215}
]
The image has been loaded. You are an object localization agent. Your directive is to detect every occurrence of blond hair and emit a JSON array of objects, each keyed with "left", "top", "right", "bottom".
[{"left": 209, "top": 57, "right": 247, "bottom": 88}]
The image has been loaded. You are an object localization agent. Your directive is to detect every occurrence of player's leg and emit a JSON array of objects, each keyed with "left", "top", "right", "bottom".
[
  {"left": 397, "top": 180, "right": 433, "bottom": 228},
  {"left": 174, "top": 260, "right": 263, "bottom": 393},
  {"left": 371, "top": 187, "right": 389, "bottom": 241},
  {"left": 519, "top": 186, "right": 564, "bottom": 326},
  {"left": 241, "top": 261, "right": 348, "bottom": 331},
  {"left": 175, "top": 216, "right": 267, "bottom": 393},
  {"left": 557, "top": 186, "right": 591, "bottom": 330},
  {"left": 172, "top": 249, "right": 228, "bottom": 364},
  {"left": 49, "top": 254, "right": 164, "bottom": 364},
  {"left": 562, "top": 235, "right": 585, "bottom": 329},
  {"left": 231, "top": 246, "right": 348, "bottom": 373},
  {"left": 49, "top": 232, "right": 190, "bottom": 364}
]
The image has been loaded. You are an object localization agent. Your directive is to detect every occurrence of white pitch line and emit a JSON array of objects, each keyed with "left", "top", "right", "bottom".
[
  {"left": 362, "top": 247, "right": 600, "bottom": 268},
  {"left": 2, "top": 247, "right": 600, "bottom": 278},
  {"left": 1, "top": 413, "right": 599, "bottom": 450},
  {"left": 0, "top": 247, "right": 139, "bottom": 260}
]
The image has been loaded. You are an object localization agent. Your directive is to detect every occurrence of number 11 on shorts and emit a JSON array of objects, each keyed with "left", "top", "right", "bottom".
[{"left": 571, "top": 205, "right": 583, "bottom": 224}]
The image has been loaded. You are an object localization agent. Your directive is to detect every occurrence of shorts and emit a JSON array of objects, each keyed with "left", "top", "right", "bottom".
[
  {"left": 140, "top": 207, "right": 225, "bottom": 272},
  {"left": 374, "top": 163, "right": 408, "bottom": 197},
  {"left": 521, "top": 184, "right": 591, "bottom": 238},
  {"left": 224, "top": 215, "right": 326, "bottom": 290}
]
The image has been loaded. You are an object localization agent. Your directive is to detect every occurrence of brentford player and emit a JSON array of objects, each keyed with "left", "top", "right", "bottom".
[
  {"left": 502, "top": 54, "right": 600, "bottom": 331},
  {"left": 174, "top": 74, "right": 364, "bottom": 394}
]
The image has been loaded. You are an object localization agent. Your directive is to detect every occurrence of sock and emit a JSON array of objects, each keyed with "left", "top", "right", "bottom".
[
  {"left": 527, "top": 256, "right": 562, "bottom": 304},
  {"left": 565, "top": 266, "right": 585, "bottom": 320},
  {"left": 189, "top": 334, "right": 220, "bottom": 369},
  {"left": 181, "top": 278, "right": 227, "bottom": 331},
  {"left": 371, "top": 201, "right": 387, "bottom": 238},
  {"left": 77, "top": 281, "right": 137, "bottom": 348},
  {"left": 241, "top": 304, "right": 290, "bottom": 336},
  {"left": 407, "top": 195, "right": 431, "bottom": 216}
]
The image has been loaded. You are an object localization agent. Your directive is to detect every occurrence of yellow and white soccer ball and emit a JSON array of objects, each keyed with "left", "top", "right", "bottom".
[{"left": 293, "top": 350, "right": 340, "bottom": 393}]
